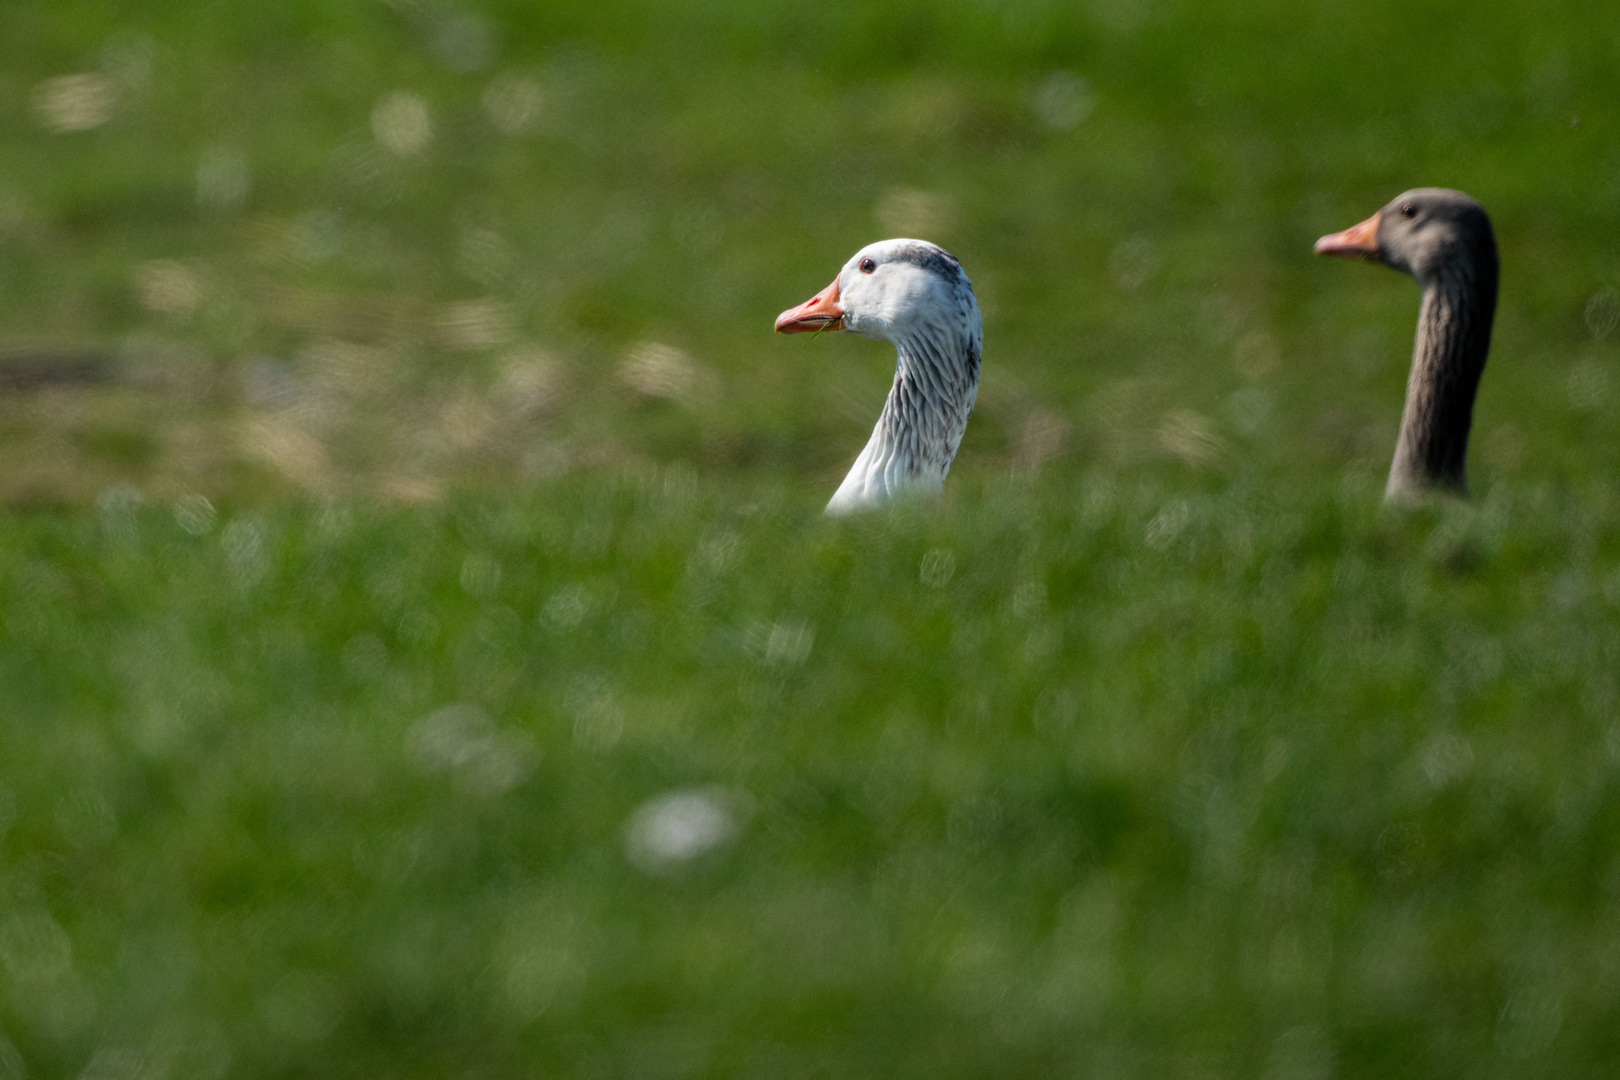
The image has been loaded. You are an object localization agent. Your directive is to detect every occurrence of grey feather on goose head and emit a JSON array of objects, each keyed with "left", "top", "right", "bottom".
[
  {"left": 1316, "top": 188, "right": 1499, "bottom": 501},
  {"left": 775, "top": 239, "right": 983, "bottom": 514}
]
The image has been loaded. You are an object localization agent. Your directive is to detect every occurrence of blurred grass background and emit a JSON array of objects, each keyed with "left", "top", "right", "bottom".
[{"left": 1, "top": 0, "right": 1618, "bottom": 1076}]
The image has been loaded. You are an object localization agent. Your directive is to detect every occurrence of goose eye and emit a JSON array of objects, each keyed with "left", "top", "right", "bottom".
[
  {"left": 859, "top": 258, "right": 877, "bottom": 274},
  {"left": 1399, "top": 202, "right": 1416, "bottom": 218}
]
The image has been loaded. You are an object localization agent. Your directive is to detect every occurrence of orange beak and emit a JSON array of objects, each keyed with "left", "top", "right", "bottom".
[
  {"left": 774, "top": 275, "right": 845, "bottom": 334},
  {"left": 1314, "top": 211, "right": 1382, "bottom": 260}
]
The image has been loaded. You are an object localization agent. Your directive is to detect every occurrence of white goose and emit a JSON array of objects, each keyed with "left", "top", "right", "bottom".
[{"left": 775, "top": 239, "right": 983, "bottom": 514}]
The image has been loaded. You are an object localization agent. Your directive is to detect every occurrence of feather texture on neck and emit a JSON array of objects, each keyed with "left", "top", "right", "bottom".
[
  {"left": 1387, "top": 263, "right": 1496, "bottom": 498},
  {"left": 826, "top": 321, "right": 981, "bottom": 514}
]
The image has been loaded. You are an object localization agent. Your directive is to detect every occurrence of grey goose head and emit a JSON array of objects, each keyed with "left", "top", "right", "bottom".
[{"left": 1316, "top": 187, "right": 1497, "bottom": 286}]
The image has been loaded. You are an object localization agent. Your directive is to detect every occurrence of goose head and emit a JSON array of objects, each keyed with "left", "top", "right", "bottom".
[
  {"left": 775, "top": 238, "right": 978, "bottom": 345},
  {"left": 775, "top": 239, "right": 983, "bottom": 513},
  {"left": 1315, "top": 187, "right": 1495, "bottom": 286}
]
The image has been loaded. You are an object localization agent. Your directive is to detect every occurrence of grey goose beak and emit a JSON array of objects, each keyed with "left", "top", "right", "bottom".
[{"left": 1315, "top": 211, "right": 1383, "bottom": 260}]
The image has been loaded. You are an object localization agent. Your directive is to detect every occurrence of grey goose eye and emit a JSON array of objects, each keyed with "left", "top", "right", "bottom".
[
  {"left": 859, "top": 258, "right": 877, "bottom": 273},
  {"left": 1399, "top": 202, "right": 1416, "bottom": 218}
]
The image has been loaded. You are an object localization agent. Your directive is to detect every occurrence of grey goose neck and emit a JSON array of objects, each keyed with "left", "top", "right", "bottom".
[{"left": 1389, "top": 249, "right": 1497, "bottom": 497}]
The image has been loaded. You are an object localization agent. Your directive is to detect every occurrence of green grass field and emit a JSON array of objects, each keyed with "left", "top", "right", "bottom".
[{"left": 2, "top": 1, "right": 1619, "bottom": 1076}]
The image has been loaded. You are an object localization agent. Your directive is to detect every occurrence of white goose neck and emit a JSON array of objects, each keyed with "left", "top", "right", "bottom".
[{"left": 825, "top": 321, "right": 981, "bottom": 515}]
